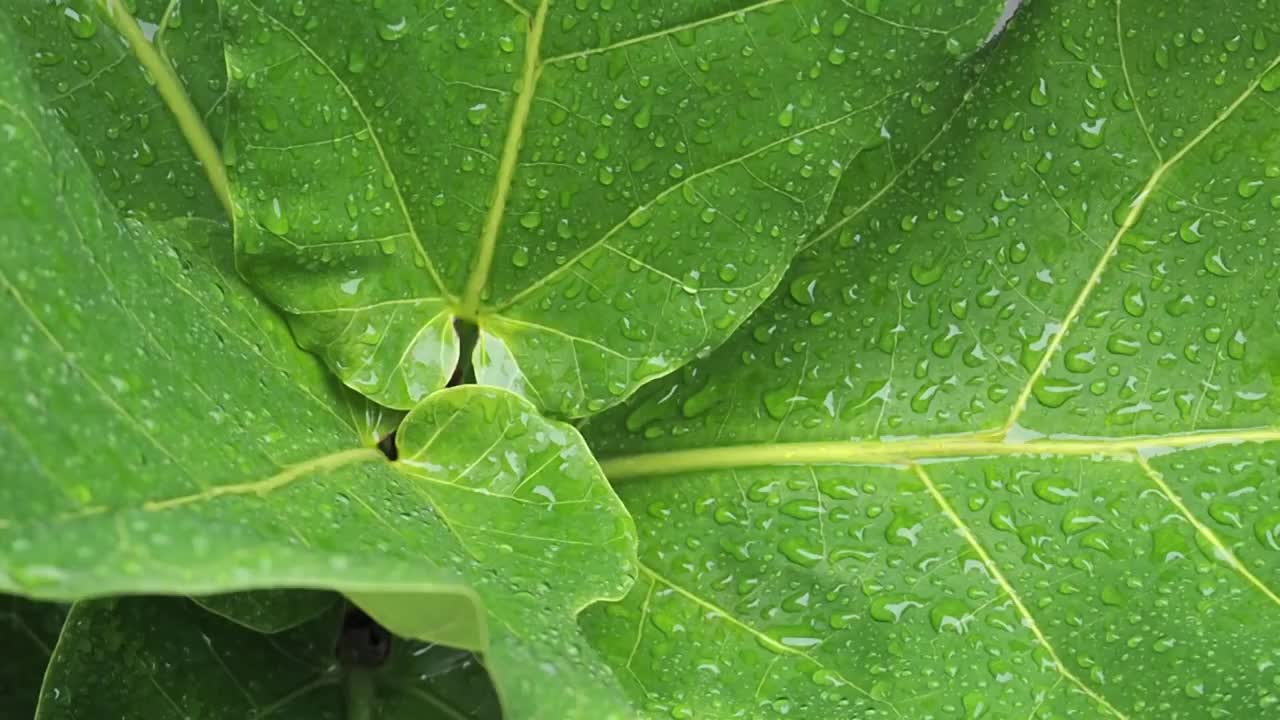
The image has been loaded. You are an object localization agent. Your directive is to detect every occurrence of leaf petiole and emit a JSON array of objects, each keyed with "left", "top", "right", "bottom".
[
  {"left": 344, "top": 667, "right": 376, "bottom": 720},
  {"left": 95, "top": 0, "right": 234, "bottom": 220}
]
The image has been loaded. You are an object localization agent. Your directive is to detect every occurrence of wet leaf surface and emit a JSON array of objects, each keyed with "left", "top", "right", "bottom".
[
  {"left": 583, "top": 1, "right": 1280, "bottom": 716},
  {"left": 221, "top": 0, "right": 1005, "bottom": 416},
  {"left": 0, "top": 21, "right": 635, "bottom": 718}
]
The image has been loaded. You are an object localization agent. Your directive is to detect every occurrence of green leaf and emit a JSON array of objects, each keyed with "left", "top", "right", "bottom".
[
  {"left": 11, "top": 0, "right": 228, "bottom": 221},
  {"left": 143, "top": 0, "right": 231, "bottom": 146},
  {"left": 1, "top": 596, "right": 66, "bottom": 718},
  {"left": 583, "top": 1, "right": 1280, "bottom": 717},
  {"left": 36, "top": 598, "right": 502, "bottom": 719},
  {"left": 12, "top": 0, "right": 405, "bottom": 445},
  {"left": 0, "top": 30, "right": 636, "bottom": 718},
  {"left": 193, "top": 589, "right": 340, "bottom": 633},
  {"left": 221, "top": 0, "right": 1007, "bottom": 416}
]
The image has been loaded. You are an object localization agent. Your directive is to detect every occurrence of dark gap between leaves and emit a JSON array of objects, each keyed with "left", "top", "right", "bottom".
[
  {"left": 376, "top": 432, "right": 398, "bottom": 461},
  {"left": 377, "top": 319, "right": 481, "bottom": 462},
  {"left": 336, "top": 605, "right": 393, "bottom": 669},
  {"left": 453, "top": 318, "right": 479, "bottom": 387}
]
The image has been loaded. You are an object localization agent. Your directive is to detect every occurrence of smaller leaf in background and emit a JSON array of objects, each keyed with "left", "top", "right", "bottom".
[
  {"left": 36, "top": 597, "right": 500, "bottom": 720},
  {"left": 1, "top": 596, "right": 66, "bottom": 719},
  {"left": 340, "top": 608, "right": 502, "bottom": 720}
]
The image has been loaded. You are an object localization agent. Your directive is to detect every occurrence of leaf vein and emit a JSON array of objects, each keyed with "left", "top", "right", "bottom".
[
  {"left": 1002, "top": 47, "right": 1280, "bottom": 432},
  {"left": 541, "top": 0, "right": 791, "bottom": 65},
  {"left": 1136, "top": 456, "right": 1280, "bottom": 608},
  {"left": 911, "top": 464, "right": 1128, "bottom": 719},
  {"left": 638, "top": 563, "right": 895, "bottom": 715},
  {"left": 599, "top": 428, "right": 1280, "bottom": 480},
  {"left": 243, "top": 0, "right": 451, "bottom": 299},
  {"left": 491, "top": 90, "right": 899, "bottom": 312}
]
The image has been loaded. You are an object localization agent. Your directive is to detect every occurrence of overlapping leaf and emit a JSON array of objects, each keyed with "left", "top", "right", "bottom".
[
  {"left": 1, "top": 596, "right": 65, "bottom": 719},
  {"left": 0, "top": 23, "right": 636, "bottom": 718},
  {"left": 35, "top": 597, "right": 502, "bottom": 720},
  {"left": 582, "top": 1, "right": 1280, "bottom": 717},
  {"left": 222, "top": 0, "right": 1006, "bottom": 416}
]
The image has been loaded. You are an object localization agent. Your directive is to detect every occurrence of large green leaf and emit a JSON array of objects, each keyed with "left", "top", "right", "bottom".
[
  {"left": 11, "top": 0, "right": 401, "bottom": 635},
  {"left": 36, "top": 598, "right": 501, "bottom": 719},
  {"left": 221, "top": 0, "right": 1006, "bottom": 416},
  {"left": 14, "top": 0, "right": 372, "bottom": 632},
  {"left": 0, "top": 28, "right": 636, "bottom": 719},
  {"left": 1, "top": 596, "right": 65, "bottom": 719},
  {"left": 583, "top": 0, "right": 1280, "bottom": 717}
]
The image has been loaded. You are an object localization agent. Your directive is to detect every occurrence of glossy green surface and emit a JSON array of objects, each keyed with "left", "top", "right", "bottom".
[
  {"left": 583, "top": 0, "right": 1280, "bottom": 716},
  {"left": 222, "top": 0, "right": 1004, "bottom": 416},
  {"left": 11, "top": 0, "right": 401, "bottom": 638},
  {"left": 0, "top": 27, "right": 635, "bottom": 718},
  {"left": 1, "top": 597, "right": 65, "bottom": 720},
  {"left": 11, "top": 0, "right": 225, "bottom": 222},
  {"left": 193, "top": 589, "right": 340, "bottom": 633},
  {"left": 36, "top": 598, "right": 501, "bottom": 720}
]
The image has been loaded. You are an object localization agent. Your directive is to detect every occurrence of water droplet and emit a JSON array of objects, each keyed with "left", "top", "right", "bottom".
[
  {"left": 1203, "top": 245, "right": 1235, "bottom": 276},
  {"left": 347, "top": 45, "right": 367, "bottom": 73},
  {"left": 1122, "top": 285, "right": 1146, "bottom": 317},
  {"left": 1179, "top": 217, "right": 1205, "bottom": 244},
  {"left": 767, "top": 625, "right": 822, "bottom": 649},
  {"left": 261, "top": 197, "right": 289, "bottom": 235},
  {"left": 1106, "top": 334, "right": 1140, "bottom": 356},
  {"left": 1261, "top": 64, "right": 1280, "bottom": 93},
  {"left": 379, "top": 16, "right": 409, "bottom": 41},
  {"left": 789, "top": 274, "right": 818, "bottom": 306},
  {"left": 1032, "top": 377, "right": 1081, "bottom": 408},
  {"left": 777, "top": 103, "right": 795, "bottom": 128},
  {"left": 777, "top": 537, "right": 823, "bottom": 567},
  {"left": 632, "top": 104, "right": 652, "bottom": 129},
  {"left": 1029, "top": 78, "right": 1050, "bottom": 106},
  {"left": 66, "top": 9, "right": 97, "bottom": 39},
  {"left": 467, "top": 103, "right": 490, "bottom": 126},
  {"left": 910, "top": 257, "right": 945, "bottom": 286},
  {"left": 1254, "top": 511, "right": 1280, "bottom": 550},
  {"left": 868, "top": 595, "right": 922, "bottom": 623},
  {"left": 1076, "top": 118, "right": 1106, "bottom": 149},
  {"left": 1227, "top": 329, "right": 1247, "bottom": 360},
  {"left": 929, "top": 598, "right": 970, "bottom": 634},
  {"left": 627, "top": 206, "right": 653, "bottom": 228},
  {"left": 1063, "top": 345, "right": 1096, "bottom": 373},
  {"left": 963, "top": 691, "right": 989, "bottom": 719},
  {"left": 780, "top": 499, "right": 821, "bottom": 521},
  {"left": 762, "top": 385, "right": 793, "bottom": 421},
  {"left": 1032, "top": 476, "right": 1077, "bottom": 505},
  {"left": 1237, "top": 178, "right": 1263, "bottom": 199},
  {"left": 257, "top": 105, "right": 280, "bottom": 132},
  {"left": 1085, "top": 64, "right": 1107, "bottom": 89}
]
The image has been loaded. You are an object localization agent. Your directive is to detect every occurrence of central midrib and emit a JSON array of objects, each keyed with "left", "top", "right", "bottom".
[
  {"left": 457, "top": 0, "right": 550, "bottom": 321},
  {"left": 598, "top": 426, "right": 1280, "bottom": 480},
  {"left": 96, "top": 0, "right": 232, "bottom": 219}
]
